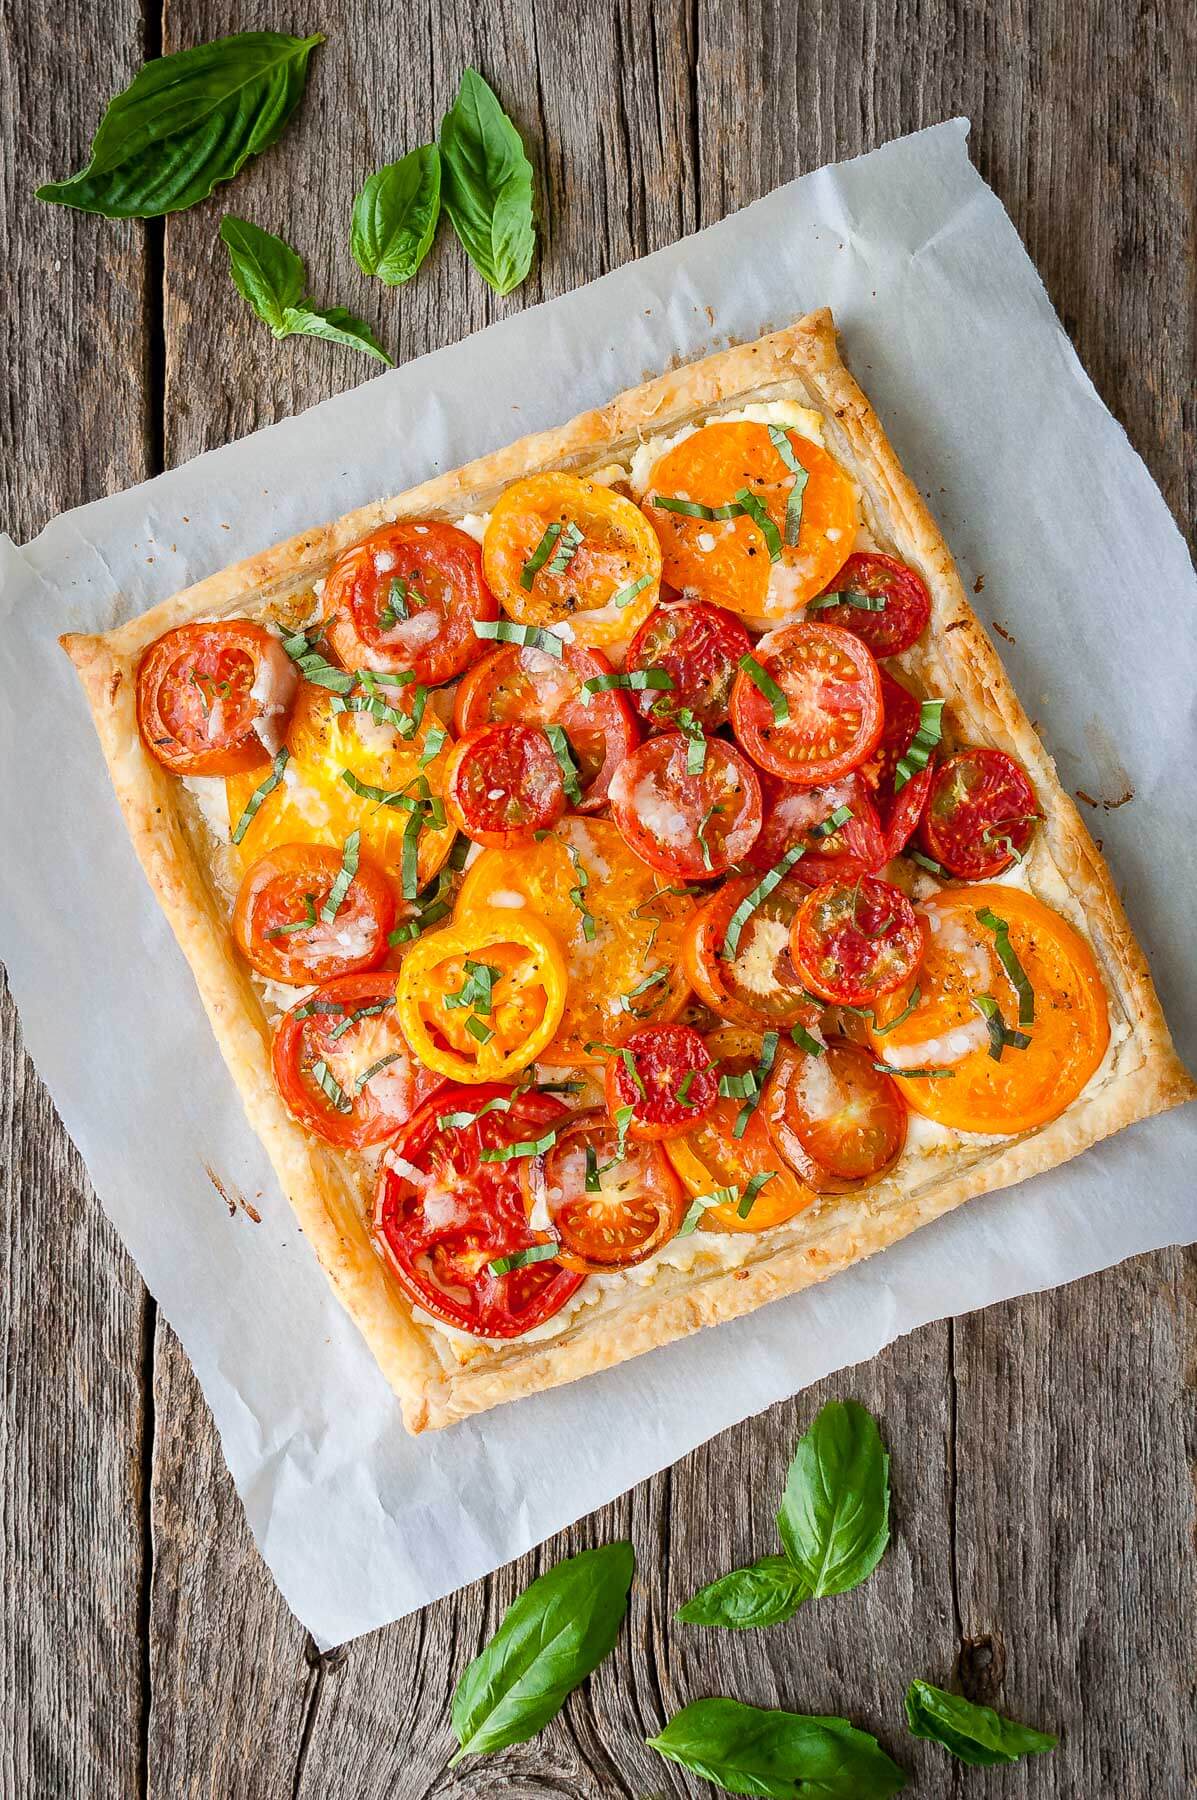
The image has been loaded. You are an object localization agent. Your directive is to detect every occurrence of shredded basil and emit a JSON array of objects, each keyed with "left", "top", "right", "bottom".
[
  {"left": 263, "top": 892, "right": 317, "bottom": 939},
  {"left": 464, "top": 1014, "right": 495, "bottom": 1044},
  {"left": 444, "top": 959, "right": 500, "bottom": 1015},
  {"left": 280, "top": 631, "right": 356, "bottom": 694},
  {"left": 733, "top": 1031, "right": 778, "bottom": 1139},
  {"left": 738, "top": 653, "right": 789, "bottom": 723},
  {"left": 618, "top": 1047, "right": 647, "bottom": 1099},
  {"left": 378, "top": 575, "right": 416, "bottom": 627},
  {"left": 737, "top": 1169, "right": 776, "bottom": 1219},
  {"left": 293, "top": 996, "right": 345, "bottom": 1021},
  {"left": 330, "top": 689, "right": 411, "bottom": 732},
  {"left": 871, "top": 985, "right": 922, "bottom": 1035},
  {"left": 973, "top": 993, "right": 1032, "bottom": 1060},
  {"left": 677, "top": 1187, "right": 737, "bottom": 1236},
  {"left": 320, "top": 830, "right": 360, "bottom": 923},
  {"left": 790, "top": 1023, "right": 825, "bottom": 1056},
  {"left": 472, "top": 618, "right": 563, "bottom": 658},
  {"left": 520, "top": 521, "right": 565, "bottom": 589},
  {"left": 584, "top": 1144, "right": 601, "bottom": 1191},
  {"left": 767, "top": 423, "right": 809, "bottom": 547},
  {"left": 479, "top": 1127, "right": 559, "bottom": 1164},
  {"left": 697, "top": 801, "right": 721, "bottom": 873},
  {"left": 651, "top": 495, "right": 743, "bottom": 522},
  {"left": 733, "top": 487, "right": 782, "bottom": 562},
  {"left": 582, "top": 667, "right": 674, "bottom": 701},
  {"left": 546, "top": 521, "right": 584, "bottom": 577},
  {"left": 545, "top": 725, "right": 583, "bottom": 806},
  {"left": 894, "top": 698, "right": 945, "bottom": 792},
  {"left": 807, "top": 588, "right": 887, "bottom": 614},
  {"left": 721, "top": 845, "right": 806, "bottom": 961},
  {"left": 310, "top": 1058, "right": 352, "bottom": 1112},
  {"left": 676, "top": 1070, "right": 699, "bottom": 1107},
  {"left": 230, "top": 747, "right": 289, "bottom": 845},
  {"left": 618, "top": 967, "right": 669, "bottom": 1014},
  {"left": 610, "top": 572, "right": 654, "bottom": 610},
  {"left": 975, "top": 908, "right": 1035, "bottom": 1024},
  {"left": 488, "top": 1240, "right": 559, "bottom": 1274},
  {"left": 354, "top": 1051, "right": 404, "bottom": 1094},
  {"left": 873, "top": 1062, "right": 956, "bottom": 1079},
  {"left": 565, "top": 844, "right": 597, "bottom": 942},
  {"left": 812, "top": 804, "right": 854, "bottom": 839},
  {"left": 438, "top": 1096, "right": 516, "bottom": 1130},
  {"left": 418, "top": 721, "right": 448, "bottom": 767},
  {"left": 328, "top": 996, "right": 393, "bottom": 1040},
  {"left": 909, "top": 849, "right": 948, "bottom": 876}
]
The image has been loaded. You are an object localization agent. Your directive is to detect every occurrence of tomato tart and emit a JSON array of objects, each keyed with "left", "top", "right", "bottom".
[{"left": 62, "top": 311, "right": 1193, "bottom": 1432}]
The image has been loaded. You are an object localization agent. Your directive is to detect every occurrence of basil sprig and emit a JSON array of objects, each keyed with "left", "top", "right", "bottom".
[
  {"left": 675, "top": 1555, "right": 807, "bottom": 1629},
  {"left": 487, "top": 1240, "right": 559, "bottom": 1273},
  {"left": 351, "top": 144, "right": 441, "bottom": 286},
  {"left": 439, "top": 68, "right": 535, "bottom": 297},
  {"left": 230, "top": 746, "right": 288, "bottom": 845},
  {"left": 767, "top": 423, "right": 810, "bottom": 545},
  {"left": 904, "top": 1681, "right": 1056, "bottom": 1768},
  {"left": 221, "top": 216, "right": 392, "bottom": 364},
  {"left": 582, "top": 667, "right": 674, "bottom": 700},
  {"left": 973, "top": 993, "right": 1032, "bottom": 1059},
  {"left": 36, "top": 31, "right": 323, "bottom": 219},
  {"left": 545, "top": 726, "right": 583, "bottom": 806},
  {"left": 449, "top": 1542, "right": 634, "bottom": 1763},
  {"left": 647, "top": 1699, "right": 906, "bottom": 1798}
]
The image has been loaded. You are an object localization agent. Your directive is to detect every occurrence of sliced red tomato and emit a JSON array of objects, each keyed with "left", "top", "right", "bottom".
[
  {"left": 523, "top": 1107, "right": 686, "bottom": 1271},
  {"left": 608, "top": 735, "right": 762, "bottom": 880},
  {"left": 791, "top": 877, "right": 925, "bottom": 1007},
  {"left": 137, "top": 620, "right": 297, "bottom": 776},
  {"left": 374, "top": 1084, "right": 583, "bottom": 1338},
  {"left": 859, "top": 670, "right": 935, "bottom": 856},
  {"left": 729, "top": 621, "right": 883, "bottom": 787},
  {"left": 453, "top": 640, "right": 638, "bottom": 814},
  {"left": 442, "top": 722, "right": 566, "bottom": 846},
  {"left": 920, "top": 749, "right": 1039, "bottom": 878},
  {"left": 602, "top": 1024, "right": 719, "bottom": 1140},
  {"left": 764, "top": 1037, "right": 907, "bottom": 1190},
  {"left": 272, "top": 973, "right": 440, "bottom": 1149},
  {"left": 624, "top": 599, "right": 751, "bottom": 732},
  {"left": 321, "top": 521, "right": 499, "bottom": 686},
  {"left": 742, "top": 772, "right": 888, "bottom": 885},
  {"left": 232, "top": 841, "right": 394, "bottom": 983},
  {"left": 683, "top": 876, "right": 819, "bottom": 1029},
  {"left": 808, "top": 551, "right": 931, "bottom": 656}
]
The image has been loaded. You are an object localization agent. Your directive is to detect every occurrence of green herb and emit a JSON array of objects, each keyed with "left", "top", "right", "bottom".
[
  {"left": 697, "top": 801, "right": 721, "bottom": 873},
  {"left": 292, "top": 997, "right": 345, "bottom": 1021},
  {"left": 767, "top": 423, "right": 810, "bottom": 547},
  {"left": 487, "top": 1240, "right": 559, "bottom": 1273},
  {"left": 437, "top": 1096, "right": 515, "bottom": 1130},
  {"left": 520, "top": 521, "right": 565, "bottom": 590},
  {"left": 465, "top": 1014, "right": 495, "bottom": 1044},
  {"left": 388, "top": 870, "right": 454, "bottom": 945},
  {"left": 36, "top": 31, "right": 323, "bottom": 219},
  {"left": 418, "top": 721, "right": 448, "bottom": 767},
  {"left": 871, "top": 985, "right": 922, "bottom": 1035},
  {"left": 280, "top": 630, "right": 357, "bottom": 693},
  {"left": 718, "top": 1069, "right": 760, "bottom": 1101},
  {"left": 448, "top": 835, "right": 473, "bottom": 871},
  {"left": 647, "top": 1699, "right": 906, "bottom": 1797},
  {"left": 651, "top": 495, "right": 745, "bottom": 522},
  {"left": 582, "top": 668, "right": 674, "bottom": 700},
  {"left": 677, "top": 1187, "right": 738, "bottom": 1236},
  {"left": 807, "top": 588, "right": 887, "bottom": 614},
  {"left": 545, "top": 726, "right": 583, "bottom": 806},
  {"left": 479, "top": 1128, "right": 559, "bottom": 1164},
  {"left": 400, "top": 806, "right": 424, "bottom": 901},
  {"left": 676, "top": 1555, "right": 807, "bottom": 1629},
  {"left": 584, "top": 1145, "right": 601, "bottom": 1192},
  {"left": 721, "top": 844, "right": 806, "bottom": 960},
  {"left": 220, "top": 216, "right": 392, "bottom": 364},
  {"left": 738, "top": 653, "right": 789, "bottom": 723},
  {"left": 976, "top": 906, "right": 1035, "bottom": 1024},
  {"left": 328, "top": 997, "right": 393, "bottom": 1041},
  {"left": 909, "top": 849, "right": 947, "bottom": 876},
  {"left": 733, "top": 1031, "right": 778, "bottom": 1139},
  {"left": 439, "top": 68, "right": 535, "bottom": 298},
  {"left": 973, "top": 993, "right": 1032, "bottom": 1059},
  {"left": 981, "top": 813, "right": 1038, "bottom": 865},
  {"left": 736, "top": 1170, "right": 775, "bottom": 1219},
  {"left": 354, "top": 1052, "right": 404, "bottom": 1094},
  {"left": 330, "top": 689, "right": 411, "bottom": 732},
  {"left": 450, "top": 1542, "right": 633, "bottom": 1762},
  {"left": 618, "top": 1048, "right": 646, "bottom": 1099},
  {"left": 350, "top": 144, "right": 441, "bottom": 286},
  {"left": 610, "top": 1103, "right": 634, "bottom": 1162},
  {"left": 565, "top": 844, "right": 596, "bottom": 942},
  {"left": 310, "top": 1058, "right": 352, "bottom": 1114},
  {"left": 685, "top": 729, "right": 708, "bottom": 775},
  {"left": 676, "top": 1070, "right": 699, "bottom": 1107},
  {"left": 873, "top": 1062, "right": 955, "bottom": 1079},
  {"left": 546, "top": 521, "right": 584, "bottom": 576},
  {"left": 777, "top": 1399, "right": 890, "bottom": 1598},
  {"left": 319, "top": 831, "right": 360, "bottom": 923},
  {"left": 472, "top": 618, "right": 563, "bottom": 658},
  {"left": 790, "top": 1022, "right": 825, "bottom": 1056},
  {"left": 443, "top": 960, "right": 500, "bottom": 1015},
  {"left": 618, "top": 967, "right": 669, "bottom": 1014},
  {"left": 904, "top": 1681, "right": 1056, "bottom": 1768},
  {"left": 230, "top": 747, "right": 288, "bottom": 845},
  {"left": 894, "top": 697, "right": 945, "bottom": 791},
  {"left": 378, "top": 576, "right": 412, "bottom": 626},
  {"left": 733, "top": 487, "right": 782, "bottom": 561},
  {"left": 263, "top": 893, "right": 317, "bottom": 939},
  {"left": 610, "top": 572, "right": 654, "bottom": 610},
  {"left": 812, "top": 803, "right": 853, "bottom": 838}
]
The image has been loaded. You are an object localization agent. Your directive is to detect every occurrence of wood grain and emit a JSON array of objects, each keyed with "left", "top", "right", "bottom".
[{"left": 2, "top": 0, "right": 1194, "bottom": 1794}]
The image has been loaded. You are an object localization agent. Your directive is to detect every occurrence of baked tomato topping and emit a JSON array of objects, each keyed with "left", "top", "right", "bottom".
[
  {"left": 232, "top": 840, "right": 394, "bottom": 983},
  {"left": 742, "top": 772, "right": 888, "bottom": 885},
  {"left": 602, "top": 1024, "right": 719, "bottom": 1140},
  {"left": 523, "top": 1107, "right": 686, "bottom": 1271},
  {"left": 861, "top": 671, "right": 935, "bottom": 855},
  {"left": 730, "top": 621, "right": 883, "bottom": 787},
  {"left": 608, "top": 734, "right": 762, "bottom": 881},
  {"left": 374, "top": 1084, "right": 583, "bottom": 1337},
  {"left": 809, "top": 551, "right": 931, "bottom": 657},
  {"left": 137, "top": 621, "right": 297, "bottom": 776},
  {"left": 764, "top": 1036, "right": 907, "bottom": 1190},
  {"left": 624, "top": 599, "right": 751, "bottom": 732},
  {"left": 790, "top": 876, "right": 925, "bottom": 1007},
  {"left": 920, "top": 748, "right": 1038, "bottom": 878},
  {"left": 482, "top": 473, "right": 662, "bottom": 646},
  {"left": 683, "top": 874, "right": 819, "bottom": 1029},
  {"left": 453, "top": 641, "right": 638, "bottom": 813},
  {"left": 443, "top": 722, "right": 567, "bottom": 846},
  {"left": 321, "top": 521, "right": 498, "bottom": 686},
  {"left": 272, "top": 972, "right": 439, "bottom": 1148},
  {"left": 643, "top": 421, "right": 857, "bottom": 618}
]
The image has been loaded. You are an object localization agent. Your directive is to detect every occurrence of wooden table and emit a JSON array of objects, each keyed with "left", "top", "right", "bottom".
[{"left": 3, "top": 2, "right": 1194, "bottom": 1793}]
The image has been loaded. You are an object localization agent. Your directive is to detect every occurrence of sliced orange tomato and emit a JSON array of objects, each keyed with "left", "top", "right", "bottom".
[
  {"left": 664, "top": 1026, "right": 815, "bottom": 1233},
  {"left": 395, "top": 907, "right": 567, "bottom": 1083},
  {"left": 456, "top": 817, "right": 694, "bottom": 1062},
  {"left": 764, "top": 1036, "right": 907, "bottom": 1190},
  {"left": 482, "top": 473, "right": 662, "bottom": 646},
  {"left": 868, "top": 884, "right": 1109, "bottom": 1133},
  {"left": 643, "top": 422, "right": 857, "bottom": 619}
]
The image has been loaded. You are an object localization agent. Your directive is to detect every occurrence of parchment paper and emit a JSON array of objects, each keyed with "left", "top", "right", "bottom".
[{"left": 1, "top": 119, "right": 1194, "bottom": 1648}]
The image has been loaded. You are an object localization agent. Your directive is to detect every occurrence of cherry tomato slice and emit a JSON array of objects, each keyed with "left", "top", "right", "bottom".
[
  {"left": 764, "top": 1036, "right": 907, "bottom": 1190},
  {"left": 232, "top": 841, "right": 394, "bottom": 984},
  {"left": 374, "top": 1084, "right": 583, "bottom": 1338},
  {"left": 920, "top": 749, "right": 1039, "bottom": 879},
  {"left": 624, "top": 599, "right": 751, "bottom": 732},
  {"left": 321, "top": 521, "right": 499, "bottom": 686},
  {"left": 523, "top": 1107, "right": 686, "bottom": 1271},
  {"left": 809, "top": 552, "right": 931, "bottom": 656},
  {"left": 608, "top": 735, "right": 762, "bottom": 881},
  {"left": 730, "top": 621, "right": 883, "bottom": 786},
  {"left": 742, "top": 772, "right": 889, "bottom": 885},
  {"left": 453, "top": 641, "right": 638, "bottom": 814},
  {"left": 603, "top": 1024, "right": 719, "bottom": 1140},
  {"left": 857, "top": 670, "right": 933, "bottom": 857},
  {"left": 137, "top": 621, "right": 297, "bottom": 776},
  {"left": 272, "top": 973, "right": 440, "bottom": 1148},
  {"left": 683, "top": 876, "right": 819, "bottom": 1029},
  {"left": 443, "top": 722, "right": 566, "bottom": 847},
  {"left": 791, "top": 876, "right": 925, "bottom": 1007}
]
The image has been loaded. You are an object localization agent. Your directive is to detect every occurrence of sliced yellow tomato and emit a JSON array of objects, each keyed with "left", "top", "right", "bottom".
[
  {"left": 456, "top": 817, "right": 695, "bottom": 1062},
  {"left": 396, "top": 907, "right": 567, "bottom": 1083},
  {"left": 482, "top": 473, "right": 662, "bottom": 646},
  {"left": 868, "top": 884, "right": 1109, "bottom": 1134}
]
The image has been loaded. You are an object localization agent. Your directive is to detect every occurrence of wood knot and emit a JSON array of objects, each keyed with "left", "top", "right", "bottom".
[{"left": 955, "top": 1631, "right": 1006, "bottom": 1702}]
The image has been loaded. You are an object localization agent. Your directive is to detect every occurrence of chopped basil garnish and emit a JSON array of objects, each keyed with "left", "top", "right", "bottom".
[
  {"left": 328, "top": 995, "right": 393, "bottom": 1040},
  {"left": 807, "top": 588, "right": 887, "bottom": 614},
  {"left": 264, "top": 892, "right": 317, "bottom": 939},
  {"left": 685, "top": 730, "right": 708, "bottom": 775},
  {"left": 582, "top": 667, "right": 674, "bottom": 701},
  {"left": 722, "top": 844, "right": 806, "bottom": 961},
  {"left": 310, "top": 1058, "right": 352, "bottom": 1112},
  {"left": 293, "top": 996, "right": 345, "bottom": 1021},
  {"left": 738, "top": 653, "right": 789, "bottom": 723},
  {"left": 618, "top": 967, "right": 669, "bottom": 1014},
  {"left": 584, "top": 1144, "right": 601, "bottom": 1191},
  {"left": 546, "top": 520, "right": 584, "bottom": 576},
  {"left": 767, "top": 423, "right": 809, "bottom": 547},
  {"left": 618, "top": 1047, "right": 647, "bottom": 1099},
  {"left": 873, "top": 1062, "right": 956, "bottom": 1079},
  {"left": 339, "top": 769, "right": 409, "bottom": 807},
  {"left": 354, "top": 1051, "right": 404, "bottom": 1093},
  {"left": 733, "top": 1031, "right": 778, "bottom": 1139},
  {"left": 472, "top": 618, "right": 563, "bottom": 658},
  {"left": 676, "top": 1070, "right": 699, "bottom": 1107},
  {"left": 565, "top": 844, "right": 597, "bottom": 942},
  {"left": 479, "top": 1127, "right": 559, "bottom": 1164},
  {"left": 733, "top": 487, "right": 782, "bottom": 562},
  {"left": 909, "top": 849, "right": 948, "bottom": 876},
  {"left": 418, "top": 721, "right": 448, "bottom": 767},
  {"left": 438, "top": 1096, "right": 515, "bottom": 1130},
  {"left": 444, "top": 959, "right": 500, "bottom": 1015},
  {"left": 520, "top": 521, "right": 566, "bottom": 590},
  {"left": 545, "top": 725, "right": 583, "bottom": 806},
  {"left": 448, "top": 834, "right": 473, "bottom": 871},
  {"left": 651, "top": 494, "right": 744, "bottom": 523},
  {"left": 871, "top": 985, "right": 922, "bottom": 1035},
  {"left": 736, "top": 1169, "right": 776, "bottom": 1219},
  {"left": 812, "top": 804, "right": 853, "bottom": 838},
  {"left": 677, "top": 1187, "right": 738, "bottom": 1236},
  {"left": 973, "top": 993, "right": 1032, "bottom": 1060},
  {"left": 975, "top": 908, "right": 1035, "bottom": 1024},
  {"left": 330, "top": 689, "right": 411, "bottom": 732},
  {"left": 464, "top": 1015, "right": 494, "bottom": 1044},
  {"left": 610, "top": 571, "right": 654, "bottom": 610},
  {"left": 790, "top": 1023, "right": 825, "bottom": 1056},
  {"left": 400, "top": 805, "right": 423, "bottom": 900},
  {"left": 697, "top": 801, "right": 722, "bottom": 873},
  {"left": 230, "top": 746, "right": 289, "bottom": 845},
  {"left": 395, "top": 868, "right": 457, "bottom": 943},
  {"left": 280, "top": 631, "right": 356, "bottom": 694},
  {"left": 894, "top": 698, "right": 945, "bottom": 792},
  {"left": 488, "top": 1240, "right": 560, "bottom": 1274},
  {"left": 320, "top": 830, "right": 360, "bottom": 923}
]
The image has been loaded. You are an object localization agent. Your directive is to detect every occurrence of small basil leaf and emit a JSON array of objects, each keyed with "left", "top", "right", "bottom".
[
  {"left": 440, "top": 68, "right": 535, "bottom": 296},
  {"left": 351, "top": 144, "right": 441, "bottom": 285},
  {"left": 777, "top": 1399, "right": 890, "bottom": 1598},
  {"left": 450, "top": 1541, "right": 633, "bottom": 1763},
  {"left": 904, "top": 1681, "right": 1057, "bottom": 1768},
  {"left": 37, "top": 31, "right": 323, "bottom": 219},
  {"left": 647, "top": 1698, "right": 907, "bottom": 1798},
  {"left": 278, "top": 303, "right": 393, "bottom": 365},
  {"left": 221, "top": 218, "right": 393, "bottom": 365},
  {"left": 676, "top": 1555, "right": 807, "bottom": 1630}
]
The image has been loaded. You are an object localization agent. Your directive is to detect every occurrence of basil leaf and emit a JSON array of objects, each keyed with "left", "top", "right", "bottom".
[
  {"left": 450, "top": 1541, "right": 634, "bottom": 1763},
  {"left": 350, "top": 144, "right": 441, "bottom": 286},
  {"left": 777, "top": 1399, "right": 890, "bottom": 1598},
  {"left": 904, "top": 1681, "right": 1057, "bottom": 1768},
  {"left": 36, "top": 31, "right": 322, "bottom": 219},
  {"left": 221, "top": 218, "right": 392, "bottom": 364},
  {"left": 439, "top": 68, "right": 535, "bottom": 297},
  {"left": 647, "top": 1698, "right": 907, "bottom": 1797},
  {"left": 676, "top": 1555, "right": 807, "bottom": 1630},
  {"left": 276, "top": 303, "right": 392, "bottom": 365}
]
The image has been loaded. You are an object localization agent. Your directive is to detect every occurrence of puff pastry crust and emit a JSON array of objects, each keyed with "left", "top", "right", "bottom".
[{"left": 62, "top": 309, "right": 1194, "bottom": 1432}]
